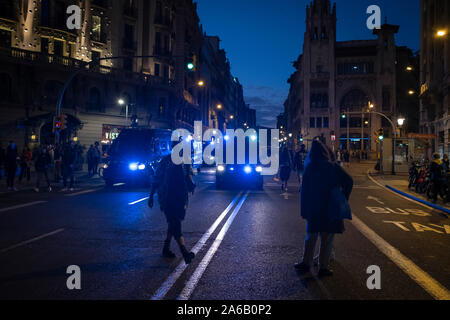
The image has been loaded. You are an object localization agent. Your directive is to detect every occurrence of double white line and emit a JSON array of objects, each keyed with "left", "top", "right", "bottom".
[{"left": 151, "top": 191, "right": 249, "bottom": 300}]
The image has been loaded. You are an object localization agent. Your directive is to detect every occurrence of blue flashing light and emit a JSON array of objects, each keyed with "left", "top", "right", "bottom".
[
  {"left": 129, "top": 163, "right": 138, "bottom": 171},
  {"left": 138, "top": 164, "right": 146, "bottom": 170},
  {"left": 244, "top": 166, "right": 252, "bottom": 174},
  {"left": 224, "top": 135, "right": 230, "bottom": 141}
]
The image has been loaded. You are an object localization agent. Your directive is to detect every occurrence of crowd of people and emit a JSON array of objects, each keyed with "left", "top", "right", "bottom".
[{"left": 0, "top": 140, "right": 96, "bottom": 193}]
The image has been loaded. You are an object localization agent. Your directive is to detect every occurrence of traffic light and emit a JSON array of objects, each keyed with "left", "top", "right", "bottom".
[
  {"left": 53, "top": 116, "right": 62, "bottom": 133},
  {"left": 331, "top": 130, "right": 336, "bottom": 141},
  {"left": 186, "top": 55, "right": 196, "bottom": 71},
  {"left": 298, "top": 133, "right": 304, "bottom": 142},
  {"left": 341, "top": 113, "right": 346, "bottom": 119},
  {"left": 61, "top": 114, "right": 68, "bottom": 130},
  {"left": 377, "top": 128, "right": 384, "bottom": 141}
]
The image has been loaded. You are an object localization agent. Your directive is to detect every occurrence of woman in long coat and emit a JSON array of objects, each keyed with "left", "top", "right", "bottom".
[{"left": 295, "top": 140, "right": 353, "bottom": 276}]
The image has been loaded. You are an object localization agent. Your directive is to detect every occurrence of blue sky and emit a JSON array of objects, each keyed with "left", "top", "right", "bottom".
[{"left": 196, "top": 0, "right": 420, "bottom": 127}]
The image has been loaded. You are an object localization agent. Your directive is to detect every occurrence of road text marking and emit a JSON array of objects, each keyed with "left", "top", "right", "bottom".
[{"left": 351, "top": 215, "right": 450, "bottom": 300}]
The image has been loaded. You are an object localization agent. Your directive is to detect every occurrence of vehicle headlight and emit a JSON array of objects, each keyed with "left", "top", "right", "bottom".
[
  {"left": 138, "top": 164, "right": 146, "bottom": 170},
  {"left": 244, "top": 165, "right": 252, "bottom": 174},
  {"left": 217, "top": 165, "right": 225, "bottom": 172},
  {"left": 129, "top": 163, "right": 138, "bottom": 171},
  {"left": 103, "top": 164, "right": 108, "bottom": 169},
  {"left": 256, "top": 166, "right": 262, "bottom": 173}
]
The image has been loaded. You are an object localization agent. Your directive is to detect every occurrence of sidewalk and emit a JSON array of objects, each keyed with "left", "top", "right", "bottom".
[{"left": 368, "top": 170, "right": 450, "bottom": 211}]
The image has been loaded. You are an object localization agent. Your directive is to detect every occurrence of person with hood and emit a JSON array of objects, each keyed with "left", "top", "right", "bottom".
[
  {"left": 148, "top": 141, "right": 196, "bottom": 264},
  {"left": 429, "top": 153, "right": 446, "bottom": 202},
  {"left": 5, "top": 141, "right": 19, "bottom": 191},
  {"left": 295, "top": 139, "right": 353, "bottom": 276},
  {"left": 33, "top": 146, "right": 52, "bottom": 193}
]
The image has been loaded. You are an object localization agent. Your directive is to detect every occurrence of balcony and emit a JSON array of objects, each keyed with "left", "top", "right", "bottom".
[
  {"left": 153, "top": 46, "right": 172, "bottom": 58},
  {"left": 154, "top": 16, "right": 172, "bottom": 28}
]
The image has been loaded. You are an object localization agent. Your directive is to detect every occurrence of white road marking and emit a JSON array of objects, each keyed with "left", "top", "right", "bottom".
[
  {"left": 151, "top": 191, "right": 244, "bottom": 300},
  {"left": 65, "top": 189, "right": 98, "bottom": 197},
  {"left": 129, "top": 197, "right": 149, "bottom": 205},
  {"left": 178, "top": 192, "right": 249, "bottom": 300},
  {"left": 351, "top": 214, "right": 450, "bottom": 300},
  {"left": 0, "top": 228, "right": 65, "bottom": 253},
  {"left": 113, "top": 183, "right": 125, "bottom": 187},
  {"left": 0, "top": 201, "right": 47, "bottom": 213},
  {"left": 367, "top": 196, "right": 384, "bottom": 205}
]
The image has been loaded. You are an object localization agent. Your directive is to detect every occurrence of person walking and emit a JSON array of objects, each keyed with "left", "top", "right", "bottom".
[
  {"left": 429, "top": 153, "right": 445, "bottom": 202},
  {"left": 33, "top": 146, "right": 52, "bottom": 193},
  {"left": 19, "top": 147, "right": 32, "bottom": 183},
  {"left": 93, "top": 141, "right": 101, "bottom": 176},
  {"left": 279, "top": 146, "right": 292, "bottom": 192},
  {"left": 295, "top": 140, "right": 353, "bottom": 277},
  {"left": 87, "top": 145, "right": 96, "bottom": 177},
  {"left": 5, "top": 141, "right": 19, "bottom": 191},
  {"left": 62, "top": 142, "right": 78, "bottom": 192},
  {"left": 53, "top": 144, "right": 62, "bottom": 182},
  {"left": 293, "top": 144, "right": 307, "bottom": 186},
  {"left": 148, "top": 143, "right": 196, "bottom": 264}
]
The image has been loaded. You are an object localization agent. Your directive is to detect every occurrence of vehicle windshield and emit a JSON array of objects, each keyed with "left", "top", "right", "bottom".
[{"left": 109, "top": 130, "right": 156, "bottom": 158}]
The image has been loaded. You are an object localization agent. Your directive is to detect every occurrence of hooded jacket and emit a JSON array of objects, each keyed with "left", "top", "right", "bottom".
[{"left": 300, "top": 140, "right": 353, "bottom": 233}]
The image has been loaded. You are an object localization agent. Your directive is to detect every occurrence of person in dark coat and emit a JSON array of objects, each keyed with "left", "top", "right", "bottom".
[
  {"left": 33, "top": 146, "right": 52, "bottom": 192},
  {"left": 148, "top": 143, "right": 196, "bottom": 264},
  {"left": 62, "top": 142, "right": 78, "bottom": 191},
  {"left": 294, "top": 144, "right": 307, "bottom": 185},
  {"left": 279, "top": 146, "right": 292, "bottom": 192},
  {"left": 87, "top": 145, "right": 96, "bottom": 177},
  {"left": 295, "top": 140, "right": 353, "bottom": 276},
  {"left": 5, "top": 141, "right": 19, "bottom": 191},
  {"left": 429, "top": 153, "right": 445, "bottom": 202}
]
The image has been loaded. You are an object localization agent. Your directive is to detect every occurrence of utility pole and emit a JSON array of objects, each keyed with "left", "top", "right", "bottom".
[
  {"left": 346, "top": 108, "right": 350, "bottom": 152},
  {"left": 361, "top": 110, "right": 364, "bottom": 161}
]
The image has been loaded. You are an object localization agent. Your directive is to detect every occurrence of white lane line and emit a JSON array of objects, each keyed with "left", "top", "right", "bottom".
[
  {"left": 351, "top": 214, "right": 450, "bottom": 300},
  {"left": 178, "top": 192, "right": 249, "bottom": 300},
  {"left": 129, "top": 197, "right": 149, "bottom": 205},
  {"left": 151, "top": 191, "right": 244, "bottom": 300},
  {"left": 65, "top": 189, "right": 98, "bottom": 197},
  {"left": 0, "top": 228, "right": 65, "bottom": 254},
  {"left": 367, "top": 170, "right": 433, "bottom": 210},
  {"left": 0, "top": 201, "right": 47, "bottom": 213}
]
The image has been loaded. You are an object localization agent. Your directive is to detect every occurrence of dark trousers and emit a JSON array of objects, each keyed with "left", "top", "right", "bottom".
[
  {"left": 6, "top": 165, "right": 16, "bottom": 188},
  {"left": 88, "top": 160, "right": 94, "bottom": 176},
  {"left": 63, "top": 166, "right": 74, "bottom": 188},
  {"left": 19, "top": 163, "right": 31, "bottom": 182},
  {"left": 36, "top": 169, "right": 50, "bottom": 189}
]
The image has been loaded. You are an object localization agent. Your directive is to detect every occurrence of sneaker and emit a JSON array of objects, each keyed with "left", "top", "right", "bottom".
[
  {"left": 48, "top": 186, "right": 52, "bottom": 192},
  {"left": 33, "top": 188, "right": 39, "bottom": 193},
  {"left": 294, "top": 262, "right": 310, "bottom": 274},
  {"left": 318, "top": 268, "right": 334, "bottom": 277}
]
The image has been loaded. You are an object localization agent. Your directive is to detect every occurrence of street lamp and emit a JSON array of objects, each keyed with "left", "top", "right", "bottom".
[
  {"left": 118, "top": 98, "right": 125, "bottom": 105},
  {"left": 230, "top": 115, "right": 234, "bottom": 120},
  {"left": 197, "top": 80, "right": 205, "bottom": 87},
  {"left": 408, "top": 90, "right": 415, "bottom": 95},
  {"left": 406, "top": 66, "right": 413, "bottom": 71},
  {"left": 397, "top": 117, "right": 405, "bottom": 127},
  {"left": 217, "top": 104, "right": 222, "bottom": 110},
  {"left": 437, "top": 30, "right": 447, "bottom": 37}
]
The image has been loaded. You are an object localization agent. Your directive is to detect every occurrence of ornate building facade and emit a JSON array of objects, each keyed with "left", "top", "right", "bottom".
[
  {"left": 284, "top": 0, "right": 400, "bottom": 153},
  {"left": 0, "top": 0, "right": 254, "bottom": 152}
]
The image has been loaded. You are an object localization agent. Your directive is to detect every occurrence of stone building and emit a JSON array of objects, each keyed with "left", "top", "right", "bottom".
[
  {"left": 0, "top": 0, "right": 250, "bottom": 153},
  {"left": 284, "top": 0, "right": 401, "bottom": 153},
  {"left": 419, "top": 0, "right": 450, "bottom": 156}
]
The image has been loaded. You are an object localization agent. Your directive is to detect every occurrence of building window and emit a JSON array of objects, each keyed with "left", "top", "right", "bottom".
[
  {"left": 53, "top": 40, "right": 64, "bottom": 56},
  {"left": 124, "top": 24, "right": 134, "bottom": 49},
  {"left": 87, "top": 87, "right": 102, "bottom": 112},
  {"left": 158, "top": 98, "right": 166, "bottom": 117},
  {"left": 316, "top": 117, "right": 322, "bottom": 128},
  {"left": 154, "top": 63, "right": 160, "bottom": 76},
  {"left": 340, "top": 89, "right": 369, "bottom": 113},
  {"left": 337, "top": 62, "right": 374, "bottom": 75},
  {"left": 92, "top": 16, "right": 102, "bottom": 42},
  {"left": 0, "top": 29, "right": 11, "bottom": 48},
  {"left": 311, "top": 93, "right": 328, "bottom": 108},
  {"left": 310, "top": 117, "right": 316, "bottom": 128},
  {"left": 323, "top": 117, "right": 329, "bottom": 128}
]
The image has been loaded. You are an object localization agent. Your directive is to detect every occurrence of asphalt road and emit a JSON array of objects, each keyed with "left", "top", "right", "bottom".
[{"left": 0, "top": 164, "right": 448, "bottom": 300}]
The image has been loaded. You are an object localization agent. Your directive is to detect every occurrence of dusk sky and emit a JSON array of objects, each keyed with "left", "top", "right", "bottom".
[{"left": 196, "top": 0, "right": 421, "bottom": 128}]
